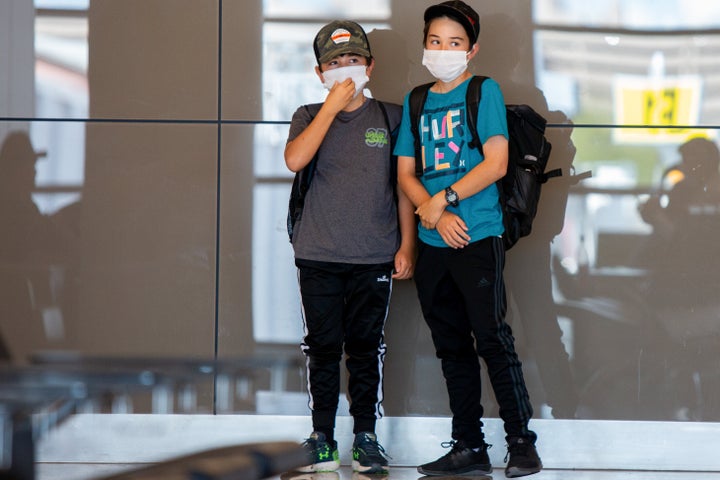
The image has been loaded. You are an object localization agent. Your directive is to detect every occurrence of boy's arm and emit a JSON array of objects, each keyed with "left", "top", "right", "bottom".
[
  {"left": 396, "top": 155, "right": 431, "bottom": 208},
  {"left": 403, "top": 136, "right": 507, "bottom": 250},
  {"left": 284, "top": 78, "right": 357, "bottom": 172},
  {"left": 398, "top": 153, "right": 470, "bottom": 250},
  {"left": 415, "top": 134, "right": 508, "bottom": 228},
  {"left": 392, "top": 187, "right": 416, "bottom": 280}
]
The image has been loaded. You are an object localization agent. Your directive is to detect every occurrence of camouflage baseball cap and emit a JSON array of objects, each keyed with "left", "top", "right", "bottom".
[{"left": 313, "top": 20, "right": 372, "bottom": 65}]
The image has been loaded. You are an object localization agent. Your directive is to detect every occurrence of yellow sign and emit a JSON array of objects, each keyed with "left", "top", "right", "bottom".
[{"left": 613, "top": 75, "right": 713, "bottom": 143}]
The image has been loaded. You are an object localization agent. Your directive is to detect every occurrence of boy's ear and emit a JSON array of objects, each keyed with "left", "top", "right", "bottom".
[
  {"left": 366, "top": 58, "right": 376, "bottom": 77},
  {"left": 314, "top": 65, "right": 324, "bottom": 83},
  {"left": 467, "top": 43, "right": 479, "bottom": 60}
]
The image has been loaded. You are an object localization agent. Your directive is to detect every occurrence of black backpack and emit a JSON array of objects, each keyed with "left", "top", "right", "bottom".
[
  {"left": 409, "top": 75, "right": 561, "bottom": 250},
  {"left": 287, "top": 101, "right": 397, "bottom": 242}
]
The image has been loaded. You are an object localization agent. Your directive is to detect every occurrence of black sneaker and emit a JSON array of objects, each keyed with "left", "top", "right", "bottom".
[
  {"left": 297, "top": 432, "right": 340, "bottom": 472},
  {"left": 352, "top": 432, "right": 390, "bottom": 474},
  {"left": 417, "top": 440, "right": 492, "bottom": 476},
  {"left": 504, "top": 437, "right": 542, "bottom": 478}
]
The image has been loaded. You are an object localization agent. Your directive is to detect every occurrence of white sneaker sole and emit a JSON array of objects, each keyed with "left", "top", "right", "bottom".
[{"left": 296, "top": 460, "right": 340, "bottom": 473}]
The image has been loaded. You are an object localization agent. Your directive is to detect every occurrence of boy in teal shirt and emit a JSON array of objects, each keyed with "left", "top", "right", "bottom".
[{"left": 394, "top": 1, "right": 542, "bottom": 477}]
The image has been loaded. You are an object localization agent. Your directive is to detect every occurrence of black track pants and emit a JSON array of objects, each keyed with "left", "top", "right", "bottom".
[
  {"left": 296, "top": 258, "right": 393, "bottom": 435},
  {"left": 414, "top": 236, "right": 535, "bottom": 444}
]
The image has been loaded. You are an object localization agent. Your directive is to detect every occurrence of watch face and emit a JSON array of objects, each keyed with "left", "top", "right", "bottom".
[{"left": 445, "top": 188, "right": 458, "bottom": 205}]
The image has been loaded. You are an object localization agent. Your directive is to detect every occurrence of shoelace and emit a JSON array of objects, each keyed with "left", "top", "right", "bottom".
[
  {"left": 440, "top": 440, "right": 461, "bottom": 454},
  {"left": 504, "top": 441, "right": 528, "bottom": 463},
  {"left": 358, "top": 436, "right": 391, "bottom": 460},
  {"left": 440, "top": 440, "right": 492, "bottom": 457}
]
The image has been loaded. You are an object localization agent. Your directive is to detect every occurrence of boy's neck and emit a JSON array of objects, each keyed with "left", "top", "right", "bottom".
[
  {"left": 431, "top": 71, "right": 473, "bottom": 94},
  {"left": 343, "top": 93, "right": 368, "bottom": 112}
]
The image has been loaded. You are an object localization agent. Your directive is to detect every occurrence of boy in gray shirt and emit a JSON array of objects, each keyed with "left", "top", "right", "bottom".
[{"left": 285, "top": 19, "right": 416, "bottom": 474}]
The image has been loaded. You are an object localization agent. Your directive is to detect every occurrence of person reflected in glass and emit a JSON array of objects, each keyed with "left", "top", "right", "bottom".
[
  {"left": 474, "top": 12, "right": 580, "bottom": 420},
  {"left": 637, "top": 136, "right": 720, "bottom": 418},
  {"left": 0, "top": 131, "right": 58, "bottom": 362},
  {"left": 639, "top": 136, "right": 720, "bottom": 303}
]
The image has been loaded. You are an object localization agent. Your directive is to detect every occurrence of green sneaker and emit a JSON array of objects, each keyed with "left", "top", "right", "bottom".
[
  {"left": 352, "top": 432, "right": 389, "bottom": 474},
  {"left": 297, "top": 432, "right": 340, "bottom": 472}
]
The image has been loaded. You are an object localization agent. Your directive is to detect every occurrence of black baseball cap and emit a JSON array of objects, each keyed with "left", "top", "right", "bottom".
[{"left": 424, "top": 1, "right": 480, "bottom": 44}]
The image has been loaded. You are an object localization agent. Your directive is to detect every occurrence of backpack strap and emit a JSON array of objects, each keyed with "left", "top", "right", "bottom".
[
  {"left": 300, "top": 104, "right": 320, "bottom": 190},
  {"left": 287, "top": 105, "right": 319, "bottom": 242},
  {"left": 465, "top": 76, "right": 511, "bottom": 237},
  {"left": 376, "top": 101, "right": 399, "bottom": 199},
  {"left": 409, "top": 82, "right": 433, "bottom": 177},
  {"left": 464, "top": 75, "right": 488, "bottom": 154}
]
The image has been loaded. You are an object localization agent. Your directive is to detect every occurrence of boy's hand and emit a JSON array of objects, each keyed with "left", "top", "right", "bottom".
[
  {"left": 436, "top": 211, "right": 470, "bottom": 249},
  {"left": 415, "top": 193, "right": 447, "bottom": 230},
  {"left": 324, "top": 78, "right": 356, "bottom": 114},
  {"left": 392, "top": 246, "right": 415, "bottom": 280}
]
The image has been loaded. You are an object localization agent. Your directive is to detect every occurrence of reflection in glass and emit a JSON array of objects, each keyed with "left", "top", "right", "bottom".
[
  {"left": 0, "top": 130, "right": 72, "bottom": 362},
  {"left": 264, "top": 0, "right": 389, "bottom": 20},
  {"left": 533, "top": 0, "right": 720, "bottom": 29},
  {"left": 1, "top": 0, "right": 717, "bottom": 422},
  {"left": 550, "top": 127, "right": 720, "bottom": 421},
  {"left": 34, "top": 8, "right": 87, "bottom": 214},
  {"left": 252, "top": 183, "right": 301, "bottom": 344}
]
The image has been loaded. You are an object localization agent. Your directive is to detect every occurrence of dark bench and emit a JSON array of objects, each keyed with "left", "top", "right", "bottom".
[{"left": 95, "top": 441, "right": 309, "bottom": 480}]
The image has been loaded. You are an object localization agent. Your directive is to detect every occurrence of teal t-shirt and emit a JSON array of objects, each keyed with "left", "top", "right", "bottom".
[{"left": 394, "top": 76, "right": 508, "bottom": 247}]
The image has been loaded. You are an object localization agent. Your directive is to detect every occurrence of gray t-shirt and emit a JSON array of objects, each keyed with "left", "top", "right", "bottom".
[{"left": 287, "top": 98, "right": 402, "bottom": 264}]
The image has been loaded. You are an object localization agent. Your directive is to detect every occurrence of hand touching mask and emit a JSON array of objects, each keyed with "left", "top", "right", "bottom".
[{"left": 321, "top": 65, "right": 369, "bottom": 97}]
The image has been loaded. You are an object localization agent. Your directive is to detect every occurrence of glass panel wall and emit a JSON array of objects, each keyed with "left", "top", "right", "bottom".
[{"left": 1, "top": 0, "right": 719, "bottom": 421}]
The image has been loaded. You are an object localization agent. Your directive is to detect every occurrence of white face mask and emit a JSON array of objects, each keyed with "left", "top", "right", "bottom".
[
  {"left": 422, "top": 49, "right": 469, "bottom": 83},
  {"left": 321, "top": 65, "right": 369, "bottom": 97}
]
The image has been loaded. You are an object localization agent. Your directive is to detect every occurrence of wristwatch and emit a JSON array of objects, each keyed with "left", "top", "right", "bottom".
[{"left": 444, "top": 186, "right": 459, "bottom": 207}]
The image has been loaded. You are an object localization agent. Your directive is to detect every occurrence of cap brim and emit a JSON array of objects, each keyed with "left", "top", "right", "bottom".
[{"left": 317, "top": 46, "right": 371, "bottom": 65}]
